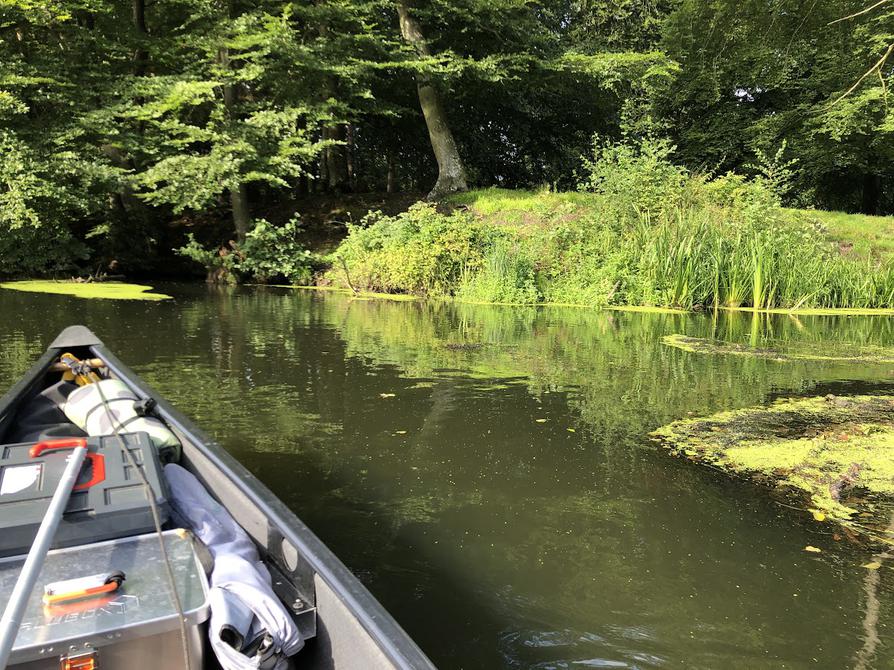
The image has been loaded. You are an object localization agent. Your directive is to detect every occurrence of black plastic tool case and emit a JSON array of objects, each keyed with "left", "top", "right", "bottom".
[{"left": 0, "top": 432, "right": 170, "bottom": 557}]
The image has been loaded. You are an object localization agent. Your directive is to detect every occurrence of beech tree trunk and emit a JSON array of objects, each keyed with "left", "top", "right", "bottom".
[
  {"left": 396, "top": 2, "right": 467, "bottom": 200},
  {"left": 229, "top": 185, "right": 251, "bottom": 242},
  {"left": 346, "top": 123, "right": 355, "bottom": 189},
  {"left": 325, "top": 124, "right": 350, "bottom": 192},
  {"left": 387, "top": 149, "right": 397, "bottom": 193}
]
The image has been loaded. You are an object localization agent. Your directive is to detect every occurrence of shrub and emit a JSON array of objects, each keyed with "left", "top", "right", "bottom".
[
  {"left": 176, "top": 216, "right": 316, "bottom": 285},
  {"left": 332, "top": 204, "right": 501, "bottom": 296},
  {"left": 176, "top": 234, "right": 239, "bottom": 283},
  {"left": 240, "top": 217, "right": 315, "bottom": 285},
  {"left": 579, "top": 136, "right": 687, "bottom": 216},
  {"left": 747, "top": 140, "right": 800, "bottom": 205}
]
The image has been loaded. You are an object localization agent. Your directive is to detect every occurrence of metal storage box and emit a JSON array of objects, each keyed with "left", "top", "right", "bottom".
[
  {"left": 1, "top": 530, "right": 210, "bottom": 669},
  {"left": 0, "top": 432, "right": 170, "bottom": 557}
]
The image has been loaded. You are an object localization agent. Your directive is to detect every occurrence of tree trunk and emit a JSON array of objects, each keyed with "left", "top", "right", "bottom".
[
  {"left": 387, "top": 149, "right": 397, "bottom": 193},
  {"left": 325, "top": 124, "right": 350, "bottom": 192},
  {"left": 132, "top": 0, "right": 149, "bottom": 76},
  {"left": 346, "top": 123, "right": 355, "bottom": 190},
  {"left": 318, "top": 127, "right": 330, "bottom": 193},
  {"left": 229, "top": 185, "right": 251, "bottom": 242},
  {"left": 221, "top": 2, "right": 250, "bottom": 242},
  {"left": 396, "top": 2, "right": 467, "bottom": 200},
  {"left": 862, "top": 173, "right": 881, "bottom": 215}
]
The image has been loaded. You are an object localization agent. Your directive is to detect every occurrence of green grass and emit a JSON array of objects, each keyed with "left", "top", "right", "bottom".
[
  {"left": 457, "top": 191, "right": 894, "bottom": 253},
  {"left": 450, "top": 188, "right": 602, "bottom": 227},
  {"left": 786, "top": 209, "right": 894, "bottom": 260}
]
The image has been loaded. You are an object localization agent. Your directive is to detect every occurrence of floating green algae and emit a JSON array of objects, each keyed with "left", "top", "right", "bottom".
[
  {"left": 608, "top": 305, "right": 689, "bottom": 315},
  {"left": 662, "top": 333, "right": 894, "bottom": 364},
  {"left": 272, "top": 285, "right": 421, "bottom": 302},
  {"left": 652, "top": 395, "right": 894, "bottom": 534},
  {"left": 721, "top": 306, "right": 894, "bottom": 316},
  {"left": 0, "top": 281, "right": 172, "bottom": 301}
]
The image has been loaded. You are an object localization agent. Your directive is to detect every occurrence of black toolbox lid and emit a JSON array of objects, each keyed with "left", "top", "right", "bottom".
[{"left": 0, "top": 432, "right": 170, "bottom": 557}]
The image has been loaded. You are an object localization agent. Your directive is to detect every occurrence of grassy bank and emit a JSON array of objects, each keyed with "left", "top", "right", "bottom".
[{"left": 325, "top": 181, "right": 894, "bottom": 310}]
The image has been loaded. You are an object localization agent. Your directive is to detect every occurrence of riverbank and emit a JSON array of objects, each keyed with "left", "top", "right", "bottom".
[{"left": 323, "top": 186, "right": 894, "bottom": 311}]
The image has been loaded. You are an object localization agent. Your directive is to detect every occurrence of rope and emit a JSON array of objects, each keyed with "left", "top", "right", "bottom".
[{"left": 89, "top": 367, "right": 193, "bottom": 670}]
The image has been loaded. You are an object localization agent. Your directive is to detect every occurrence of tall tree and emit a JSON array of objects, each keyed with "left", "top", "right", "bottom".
[
  {"left": 662, "top": 0, "right": 894, "bottom": 213},
  {"left": 396, "top": 1, "right": 468, "bottom": 199}
]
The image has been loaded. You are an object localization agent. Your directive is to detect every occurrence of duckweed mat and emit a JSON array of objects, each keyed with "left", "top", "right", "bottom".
[
  {"left": 651, "top": 395, "right": 894, "bottom": 538},
  {"left": 0, "top": 281, "right": 172, "bottom": 301},
  {"left": 662, "top": 334, "right": 894, "bottom": 364}
]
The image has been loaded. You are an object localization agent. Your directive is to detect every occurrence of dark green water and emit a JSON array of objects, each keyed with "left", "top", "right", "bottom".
[{"left": 2, "top": 284, "right": 894, "bottom": 669}]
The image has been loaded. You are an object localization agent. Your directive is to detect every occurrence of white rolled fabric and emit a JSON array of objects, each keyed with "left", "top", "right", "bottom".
[
  {"left": 164, "top": 464, "right": 303, "bottom": 670},
  {"left": 63, "top": 379, "right": 179, "bottom": 450}
]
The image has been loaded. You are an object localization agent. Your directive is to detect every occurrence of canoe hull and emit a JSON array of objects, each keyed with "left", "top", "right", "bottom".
[{"left": 0, "top": 326, "right": 435, "bottom": 670}]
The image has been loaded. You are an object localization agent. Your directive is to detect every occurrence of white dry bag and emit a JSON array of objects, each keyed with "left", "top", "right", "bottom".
[{"left": 64, "top": 379, "right": 180, "bottom": 452}]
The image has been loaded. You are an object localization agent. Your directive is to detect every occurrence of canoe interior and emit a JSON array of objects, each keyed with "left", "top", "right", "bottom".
[{"left": 0, "top": 327, "right": 434, "bottom": 670}]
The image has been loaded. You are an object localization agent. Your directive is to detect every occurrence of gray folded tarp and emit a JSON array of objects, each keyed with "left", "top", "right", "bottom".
[{"left": 165, "top": 464, "right": 303, "bottom": 670}]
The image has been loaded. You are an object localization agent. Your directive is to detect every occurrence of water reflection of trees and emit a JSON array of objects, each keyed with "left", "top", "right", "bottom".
[{"left": 2, "top": 288, "right": 891, "bottom": 667}]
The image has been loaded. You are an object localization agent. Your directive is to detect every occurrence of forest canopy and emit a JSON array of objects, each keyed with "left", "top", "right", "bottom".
[{"left": 1, "top": 0, "right": 892, "bottom": 276}]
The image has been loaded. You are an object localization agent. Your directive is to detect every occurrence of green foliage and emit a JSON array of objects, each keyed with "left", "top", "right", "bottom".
[
  {"left": 747, "top": 141, "right": 800, "bottom": 204},
  {"left": 176, "top": 234, "right": 238, "bottom": 283},
  {"left": 0, "top": 224, "right": 88, "bottom": 278},
  {"left": 332, "top": 204, "right": 502, "bottom": 296},
  {"left": 662, "top": 0, "right": 894, "bottom": 214},
  {"left": 622, "top": 206, "right": 850, "bottom": 310},
  {"left": 176, "top": 217, "right": 316, "bottom": 285},
  {"left": 335, "top": 141, "right": 894, "bottom": 310},
  {"left": 240, "top": 217, "right": 315, "bottom": 285},
  {"left": 458, "top": 238, "right": 541, "bottom": 304},
  {"left": 1, "top": 0, "right": 891, "bottom": 282},
  {"left": 579, "top": 136, "right": 686, "bottom": 214}
]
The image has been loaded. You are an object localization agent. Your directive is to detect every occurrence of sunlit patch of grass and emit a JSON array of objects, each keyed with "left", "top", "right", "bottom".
[
  {"left": 786, "top": 208, "right": 894, "bottom": 260},
  {"left": 0, "top": 280, "right": 172, "bottom": 301},
  {"left": 449, "top": 188, "right": 603, "bottom": 228}
]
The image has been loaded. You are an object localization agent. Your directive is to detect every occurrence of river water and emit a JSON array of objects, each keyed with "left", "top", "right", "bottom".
[{"left": 2, "top": 284, "right": 894, "bottom": 669}]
